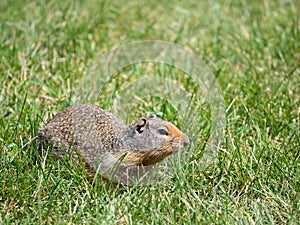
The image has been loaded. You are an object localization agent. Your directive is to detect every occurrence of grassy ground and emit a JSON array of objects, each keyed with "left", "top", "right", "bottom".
[{"left": 0, "top": 0, "right": 299, "bottom": 224}]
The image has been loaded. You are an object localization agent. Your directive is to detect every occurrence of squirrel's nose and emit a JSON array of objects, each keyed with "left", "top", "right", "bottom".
[
  {"left": 182, "top": 134, "right": 189, "bottom": 147},
  {"left": 183, "top": 140, "right": 189, "bottom": 147}
]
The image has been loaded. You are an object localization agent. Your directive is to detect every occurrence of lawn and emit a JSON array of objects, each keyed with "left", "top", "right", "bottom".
[{"left": 0, "top": 0, "right": 299, "bottom": 224}]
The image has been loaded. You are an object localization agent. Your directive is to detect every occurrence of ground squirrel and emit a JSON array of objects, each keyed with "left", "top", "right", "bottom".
[{"left": 37, "top": 104, "right": 189, "bottom": 183}]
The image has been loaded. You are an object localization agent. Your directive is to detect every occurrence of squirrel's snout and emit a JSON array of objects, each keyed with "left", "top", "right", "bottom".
[{"left": 181, "top": 134, "right": 189, "bottom": 148}]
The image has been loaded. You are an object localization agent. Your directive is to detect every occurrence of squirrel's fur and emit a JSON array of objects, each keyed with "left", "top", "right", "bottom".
[{"left": 37, "top": 104, "right": 189, "bottom": 183}]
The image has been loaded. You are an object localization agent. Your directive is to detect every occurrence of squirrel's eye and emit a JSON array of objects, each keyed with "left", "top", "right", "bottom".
[{"left": 158, "top": 128, "right": 168, "bottom": 136}]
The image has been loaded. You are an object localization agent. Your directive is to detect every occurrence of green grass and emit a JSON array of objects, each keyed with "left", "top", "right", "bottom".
[{"left": 1, "top": 0, "right": 299, "bottom": 224}]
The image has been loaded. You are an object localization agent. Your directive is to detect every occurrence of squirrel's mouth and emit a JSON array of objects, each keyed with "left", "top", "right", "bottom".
[{"left": 176, "top": 135, "right": 190, "bottom": 148}]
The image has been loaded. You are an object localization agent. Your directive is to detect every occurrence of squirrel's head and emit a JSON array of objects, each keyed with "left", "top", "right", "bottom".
[{"left": 116, "top": 115, "right": 189, "bottom": 166}]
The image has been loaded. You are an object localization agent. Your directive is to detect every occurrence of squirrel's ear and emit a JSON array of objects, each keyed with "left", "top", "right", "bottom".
[
  {"left": 135, "top": 119, "right": 147, "bottom": 134},
  {"left": 148, "top": 114, "right": 157, "bottom": 119}
]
